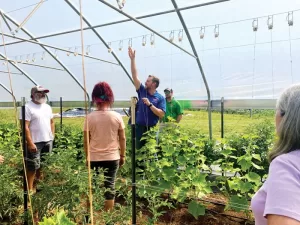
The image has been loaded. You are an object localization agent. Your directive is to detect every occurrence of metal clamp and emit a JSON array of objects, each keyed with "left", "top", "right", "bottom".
[
  {"left": 142, "top": 35, "right": 147, "bottom": 46},
  {"left": 287, "top": 12, "right": 293, "bottom": 26},
  {"left": 119, "top": 40, "right": 123, "bottom": 51},
  {"left": 108, "top": 42, "right": 112, "bottom": 53},
  {"left": 178, "top": 29, "right": 183, "bottom": 42},
  {"left": 267, "top": 16, "right": 273, "bottom": 30},
  {"left": 199, "top": 26, "right": 205, "bottom": 39},
  {"left": 86, "top": 45, "right": 91, "bottom": 55},
  {"left": 41, "top": 52, "right": 46, "bottom": 60},
  {"left": 169, "top": 30, "right": 175, "bottom": 42},
  {"left": 128, "top": 38, "right": 132, "bottom": 48},
  {"left": 31, "top": 53, "right": 36, "bottom": 62},
  {"left": 252, "top": 19, "right": 258, "bottom": 32},
  {"left": 150, "top": 33, "right": 155, "bottom": 45},
  {"left": 73, "top": 47, "right": 78, "bottom": 56},
  {"left": 67, "top": 47, "right": 72, "bottom": 56},
  {"left": 214, "top": 25, "right": 219, "bottom": 38}
]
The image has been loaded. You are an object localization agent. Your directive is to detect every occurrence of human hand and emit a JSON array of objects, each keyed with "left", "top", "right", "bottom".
[
  {"left": 128, "top": 47, "right": 136, "bottom": 60},
  {"left": 119, "top": 156, "right": 125, "bottom": 167},
  {"left": 0, "top": 155, "right": 4, "bottom": 164},
  {"left": 27, "top": 143, "right": 37, "bottom": 153},
  {"left": 142, "top": 98, "right": 150, "bottom": 106}
]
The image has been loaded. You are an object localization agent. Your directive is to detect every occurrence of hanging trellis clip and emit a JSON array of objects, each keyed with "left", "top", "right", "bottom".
[
  {"left": 199, "top": 26, "right": 205, "bottom": 39},
  {"left": 128, "top": 38, "right": 132, "bottom": 48},
  {"left": 86, "top": 45, "right": 91, "bottom": 55},
  {"left": 287, "top": 12, "right": 294, "bottom": 26},
  {"left": 169, "top": 31, "right": 175, "bottom": 42},
  {"left": 178, "top": 29, "right": 183, "bottom": 42},
  {"left": 267, "top": 16, "right": 273, "bottom": 30},
  {"left": 119, "top": 40, "right": 123, "bottom": 51},
  {"left": 150, "top": 33, "right": 155, "bottom": 46},
  {"left": 214, "top": 25, "right": 219, "bottom": 38},
  {"left": 252, "top": 19, "right": 258, "bottom": 32},
  {"left": 108, "top": 42, "right": 112, "bottom": 53}
]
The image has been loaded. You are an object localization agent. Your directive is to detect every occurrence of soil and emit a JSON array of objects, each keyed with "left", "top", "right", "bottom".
[
  {"left": 116, "top": 193, "right": 254, "bottom": 225},
  {"left": 0, "top": 192, "right": 254, "bottom": 225}
]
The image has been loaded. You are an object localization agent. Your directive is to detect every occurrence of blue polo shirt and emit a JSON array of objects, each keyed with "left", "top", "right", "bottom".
[{"left": 136, "top": 84, "right": 166, "bottom": 126}]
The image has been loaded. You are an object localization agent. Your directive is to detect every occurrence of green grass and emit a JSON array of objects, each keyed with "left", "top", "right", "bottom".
[{"left": 0, "top": 108, "right": 274, "bottom": 138}]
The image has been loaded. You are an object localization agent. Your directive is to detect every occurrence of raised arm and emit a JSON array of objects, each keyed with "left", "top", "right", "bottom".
[{"left": 128, "top": 47, "right": 141, "bottom": 90}]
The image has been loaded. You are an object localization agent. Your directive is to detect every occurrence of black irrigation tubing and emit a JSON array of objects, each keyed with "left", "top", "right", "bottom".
[
  {"left": 137, "top": 185, "right": 250, "bottom": 211},
  {"left": 117, "top": 178, "right": 251, "bottom": 210},
  {"left": 206, "top": 208, "right": 254, "bottom": 224},
  {"left": 123, "top": 183, "right": 253, "bottom": 222}
]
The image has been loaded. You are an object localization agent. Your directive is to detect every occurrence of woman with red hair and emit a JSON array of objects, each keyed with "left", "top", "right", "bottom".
[{"left": 83, "top": 82, "right": 126, "bottom": 213}]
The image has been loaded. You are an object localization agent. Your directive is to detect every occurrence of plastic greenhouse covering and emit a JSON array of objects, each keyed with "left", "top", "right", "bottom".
[{"left": 0, "top": 0, "right": 300, "bottom": 102}]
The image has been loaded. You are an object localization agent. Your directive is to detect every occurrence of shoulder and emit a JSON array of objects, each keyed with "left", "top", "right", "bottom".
[
  {"left": 137, "top": 83, "right": 145, "bottom": 91},
  {"left": 155, "top": 92, "right": 165, "bottom": 101},
  {"left": 269, "top": 150, "right": 300, "bottom": 178},
  {"left": 45, "top": 103, "right": 52, "bottom": 109},
  {"left": 173, "top": 98, "right": 180, "bottom": 105},
  {"left": 108, "top": 111, "right": 123, "bottom": 119},
  {"left": 24, "top": 102, "right": 36, "bottom": 112},
  {"left": 25, "top": 101, "right": 33, "bottom": 108}
]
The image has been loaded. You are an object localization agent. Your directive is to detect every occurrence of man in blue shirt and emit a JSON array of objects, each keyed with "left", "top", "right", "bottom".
[{"left": 128, "top": 47, "right": 166, "bottom": 150}]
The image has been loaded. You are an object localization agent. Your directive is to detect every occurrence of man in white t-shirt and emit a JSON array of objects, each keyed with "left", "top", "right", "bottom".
[{"left": 20, "top": 86, "right": 55, "bottom": 192}]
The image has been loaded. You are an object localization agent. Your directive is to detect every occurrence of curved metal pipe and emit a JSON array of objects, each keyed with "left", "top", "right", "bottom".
[
  {"left": 0, "top": 53, "right": 50, "bottom": 102},
  {"left": 0, "top": 0, "right": 229, "bottom": 47},
  {"left": 0, "top": 53, "right": 38, "bottom": 86},
  {"left": 64, "top": 0, "right": 134, "bottom": 85},
  {"left": 2, "top": 10, "right": 91, "bottom": 109},
  {"left": 0, "top": 81, "right": 16, "bottom": 103},
  {"left": 170, "top": 0, "right": 213, "bottom": 139}
]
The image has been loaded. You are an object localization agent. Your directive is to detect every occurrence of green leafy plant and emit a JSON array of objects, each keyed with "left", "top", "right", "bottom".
[{"left": 39, "top": 209, "right": 76, "bottom": 225}]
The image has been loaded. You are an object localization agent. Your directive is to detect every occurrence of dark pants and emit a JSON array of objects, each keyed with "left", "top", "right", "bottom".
[
  {"left": 135, "top": 124, "right": 155, "bottom": 175},
  {"left": 135, "top": 124, "right": 154, "bottom": 150},
  {"left": 25, "top": 141, "right": 53, "bottom": 171},
  {"left": 90, "top": 160, "right": 119, "bottom": 200}
]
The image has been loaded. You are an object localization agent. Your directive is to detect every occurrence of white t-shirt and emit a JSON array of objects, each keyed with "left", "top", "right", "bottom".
[{"left": 19, "top": 101, "right": 54, "bottom": 143}]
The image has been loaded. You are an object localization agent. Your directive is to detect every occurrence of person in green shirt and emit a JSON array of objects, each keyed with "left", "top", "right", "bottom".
[{"left": 162, "top": 88, "right": 183, "bottom": 123}]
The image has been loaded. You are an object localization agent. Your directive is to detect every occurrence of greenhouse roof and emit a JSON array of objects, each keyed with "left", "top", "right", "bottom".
[{"left": 0, "top": 0, "right": 299, "bottom": 102}]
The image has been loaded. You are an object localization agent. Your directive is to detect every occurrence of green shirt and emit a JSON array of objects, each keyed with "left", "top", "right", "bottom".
[{"left": 162, "top": 98, "right": 183, "bottom": 122}]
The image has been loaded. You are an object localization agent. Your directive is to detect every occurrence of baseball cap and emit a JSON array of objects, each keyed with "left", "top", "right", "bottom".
[
  {"left": 164, "top": 88, "right": 172, "bottom": 93},
  {"left": 31, "top": 85, "right": 49, "bottom": 95}
]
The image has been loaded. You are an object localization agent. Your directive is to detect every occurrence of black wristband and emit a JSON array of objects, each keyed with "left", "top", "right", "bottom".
[{"left": 148, "top": 103, "right": 153, "bottom": 108}]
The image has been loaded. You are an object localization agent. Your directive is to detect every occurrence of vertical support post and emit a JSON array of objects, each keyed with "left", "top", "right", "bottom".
[
  {"left": 60, "top": 97, "right": 63, "bottom": 132},
  {"left": 21, "top": 97, "right": 28, "bottom": 225},
  {"left": 130, "top": 97, "right": 137, "bottom": 225},
  {"left": 170, "top": 0, "right": 213, "bottom": 139},
  {"left": 221, "top": 97, "right": 224, "bottom": 138}
]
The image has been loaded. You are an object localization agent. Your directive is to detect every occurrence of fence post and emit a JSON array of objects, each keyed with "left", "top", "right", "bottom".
[
  {"left": 60, "top": 97, "right": 63, "bottom": 132},
  {"left": 221, "top": 97, "right": 224, "bottom": 138}
]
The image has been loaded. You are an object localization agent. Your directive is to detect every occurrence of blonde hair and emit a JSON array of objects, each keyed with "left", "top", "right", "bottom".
[{"left": 269, "top": 84, "right": 300, "bottom": 161}]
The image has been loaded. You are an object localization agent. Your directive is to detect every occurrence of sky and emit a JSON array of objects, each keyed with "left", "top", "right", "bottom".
[{"left": 0, "top": 0, "right": 300, "bottom": 102}]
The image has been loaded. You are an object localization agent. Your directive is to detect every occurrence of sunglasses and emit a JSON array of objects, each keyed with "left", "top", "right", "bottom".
[{"left": 164, "top": 91, "right": 171, "bottom": 94}]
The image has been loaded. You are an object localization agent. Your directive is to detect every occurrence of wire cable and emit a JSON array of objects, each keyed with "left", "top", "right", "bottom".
[
  {"left": 6, "top": 0, "right": 49, "bottom": 14},
  {"left": 15, "top": 0, "right": 45, "bottom": 34}
]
